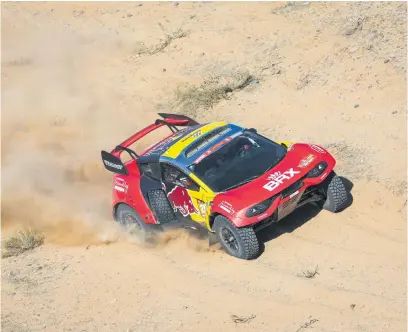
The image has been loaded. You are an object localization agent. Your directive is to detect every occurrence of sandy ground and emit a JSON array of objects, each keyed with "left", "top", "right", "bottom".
[{"left": 1, "top": 2, "right": 407, "bottom": 332}]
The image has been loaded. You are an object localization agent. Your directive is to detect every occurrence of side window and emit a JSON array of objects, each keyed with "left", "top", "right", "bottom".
[
  {"left": 162, "top": 163, "right": 199, "bottom": 191},
  {"left": 139, "top": 163, "right": 160, "bottom": 180}
]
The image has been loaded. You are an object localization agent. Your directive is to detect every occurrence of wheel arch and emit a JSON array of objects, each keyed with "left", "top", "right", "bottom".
[
  {"left": 113, "top": 201, "right": 154, "bottom": 225},
  {"left": 208, "top": 212, "right": 224, "bottom": 231}
]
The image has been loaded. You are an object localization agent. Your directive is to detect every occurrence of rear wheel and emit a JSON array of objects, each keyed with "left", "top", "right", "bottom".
[
  {"left": 321, "top": 172, "right": 348, "bottom": 212},
  {"left": 116, "top": 204, "right": 152, "bottom": 239},
  {"left": 213, "top": 215, "right": 260, "bottom": 260}
]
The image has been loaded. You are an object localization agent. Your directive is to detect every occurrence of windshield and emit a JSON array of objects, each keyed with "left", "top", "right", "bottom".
[{"left": 189, "top": 131, "right": 287, "bottom": 192}]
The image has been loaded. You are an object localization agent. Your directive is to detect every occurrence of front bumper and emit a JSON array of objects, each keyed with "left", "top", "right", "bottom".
[
  {"left": 252, "top": 183, "right": 324, "bottom": 233},
  {"left": 237, "top": 174, "right": 327, "bottom": 230}
]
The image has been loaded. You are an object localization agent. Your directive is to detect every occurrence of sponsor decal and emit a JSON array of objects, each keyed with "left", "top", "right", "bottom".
[
  {"left": 167, "top": 186, "right": 199, "bottom": 217},
  {"left": 309, "top": 144, "right": 325, "bottom": 154},
  {"left": 257, "top": 212, "right": 269, "bottom": 220},
  {"left": 144, "top": 137, "right": 174, "bottom": 156},
  {"left": 263, "top": 168, "right": 300, "bottom": 192},
  {"left": 298, "top": 154, "right": 316, "bottom": 168},
  {"left": 143, "top": 129, "right": 190, "bottom": 156},
  {"left": 267, "top": 171, "right": 282, "bottom": 181},
  {"left": 193, "top": 130, "right": 241, "bottom": 163},
  {"left": 114, "top": 178, "right": 128, "bottom": 193},
  {"left": 194, "top": 137, "right": 233, "bottom": 164},
  {"left": 181, "top": 129, "right": 202, "bottom": 142},
  {"left": 193, "top": 131, "right": 242, "bottom": 164},
  {"left": 192, "top": 131, "right": 202, "bottom": 139},
  {"left": 197, "top": 200, "right": 207, "bottom": 217},
  {"left": 114, "top": 186, "right": 125, "bottom": 192},
  {"left": 289, "top": 190, "right": 299, "bottom": 199},
  {"left": 320, "top": 172, "right": 328, "bottom": 180},
  {"left": 218, "top": 201, "right": 235, "bottom": 215},
  {"left": 104, "top": 160, "right": 123, "bottom": 170}
]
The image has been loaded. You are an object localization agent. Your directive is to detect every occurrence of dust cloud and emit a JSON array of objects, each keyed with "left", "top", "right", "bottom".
[
  {"left": 1, "top": 23, "right": 217, "bottom": 252},
  {"left": 1, "top": 26, "right": 155, "bottom": 246}
]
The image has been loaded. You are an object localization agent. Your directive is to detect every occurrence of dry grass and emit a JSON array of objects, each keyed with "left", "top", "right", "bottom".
[
  {"left": 295, "top": 318, "right": 319, "bottom": 332},
  {"left": 300, "top": 265, "right": 319, "bottom": 278},
  {"left": 134, "top": 23, "right": 190, "bottom": 56},
  {"left": 231, "top": 314, "right": 256, "bottom": 324},
  {"left": 2, "top": 228, "right": 44, "bottom": 258},
  {"left": 172, "top": 71, "right": 258, "bottom": 116}
]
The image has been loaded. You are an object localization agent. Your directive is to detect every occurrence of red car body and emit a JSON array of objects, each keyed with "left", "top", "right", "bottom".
[
  {"left": 102, "top": 113, "right": 340, "bottom": 236},
  {"left": 211, "top": 143, "right": 335, "bottom": 228}
]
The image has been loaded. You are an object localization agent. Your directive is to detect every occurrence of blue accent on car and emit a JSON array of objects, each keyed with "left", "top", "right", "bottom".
[
  {"left": 160, "top": 123, "right": 244, "bottom": 171},
  {"left": 143, "top": 124, "right": 204, "bottom": 157}
]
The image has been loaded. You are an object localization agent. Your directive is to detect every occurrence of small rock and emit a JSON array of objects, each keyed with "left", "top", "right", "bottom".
[
  {"left": 172, "top": 2, "right": 179, "bottom": 6},
  {"left": 392, "top": 111, "right": 397, "bottom": 115},
  {"left": 384, "top": 59, "right": 390, "bottom": 63},
  {"left": 73, "top": 10, "right": 84, "bottom": 17},
  {"left": 138, "top": 3, "right": 143, "bottom": 6},
  {"left": 162, "top": 68, "right": 166, "bottom": 72},
  {"left": 127, "top": 13, "right": 133, "bottom": 18},
  {"left": 353, "top": 104, "right": 360, "bottom": 108}
]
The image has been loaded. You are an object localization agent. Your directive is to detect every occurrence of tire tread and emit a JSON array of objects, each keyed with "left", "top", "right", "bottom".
[
  {"left": 147, "top": 190, "right": 175, "bottom": 223},
  {"left": 323, "top": 174, "right": 348, "bottom": 212},
  {"left": 214, "top": 215, "right": 260, "bottom": 260}
]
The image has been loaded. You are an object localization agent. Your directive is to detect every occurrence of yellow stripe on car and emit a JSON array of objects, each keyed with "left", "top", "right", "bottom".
[
  {"left": 162, "top": 122, "right": 227, "bottom": 159},
  {"left": 187, "top": 173, "right": 217, "bottom": 230}
]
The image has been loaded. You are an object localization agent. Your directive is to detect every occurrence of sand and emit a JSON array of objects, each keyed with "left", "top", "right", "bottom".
[{"left": 1, "top": 2, "right": 407, "bottom": 332}]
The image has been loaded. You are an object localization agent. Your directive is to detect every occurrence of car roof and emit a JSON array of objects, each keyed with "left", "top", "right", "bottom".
[
  {"left": 159, "top": 122, "right": 244, "bottom": 171},
  {"left": 139, "top": 124, "right": 204, "bottom": 159}
]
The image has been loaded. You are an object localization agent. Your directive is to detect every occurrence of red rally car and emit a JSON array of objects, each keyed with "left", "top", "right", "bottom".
[{"left": 101, "top": 113, "right": 349, "bottom": 260}]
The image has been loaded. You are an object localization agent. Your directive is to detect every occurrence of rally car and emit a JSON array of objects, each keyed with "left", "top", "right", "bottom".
[{"left": 101, "top": 113, "right": 349, "bottom": 260}]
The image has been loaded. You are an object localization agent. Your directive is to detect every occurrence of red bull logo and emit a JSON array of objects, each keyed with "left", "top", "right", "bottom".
[{"left": 167, "top": 186, "right": 199, "bottom": 217}]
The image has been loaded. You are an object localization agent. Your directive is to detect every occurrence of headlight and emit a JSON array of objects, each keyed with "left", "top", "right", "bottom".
[
  {"left": 307, "top": 162, "right": 328, "bottom": 178},
  {"left": 246, "top": 197, "right": 275, "bottom": 217}
]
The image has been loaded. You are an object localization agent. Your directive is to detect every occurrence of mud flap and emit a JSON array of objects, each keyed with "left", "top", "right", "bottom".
[{"left": 208, "top": 231, "right": 218, "bottom": 247}]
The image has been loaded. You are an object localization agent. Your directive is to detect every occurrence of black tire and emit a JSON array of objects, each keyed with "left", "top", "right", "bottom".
[
  {"left": 116, "top": 204, "right": 151, "bottom": 236},
  {"left": 147, "top": 190, "right": 175, "bottom": 224},
  {"left": 322, "top": 172, "right": 348, "bottom": 213},
  {"left": 213, "top": 215, "right": 260, "bottom": 260}
]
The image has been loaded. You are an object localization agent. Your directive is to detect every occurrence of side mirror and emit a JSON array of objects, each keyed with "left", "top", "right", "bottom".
[
  {"left": 178, "top": 176, "right": 200, "bottom": 192},
  {"left": 101, "top": 150, "right": 128, "bottom": 175}
]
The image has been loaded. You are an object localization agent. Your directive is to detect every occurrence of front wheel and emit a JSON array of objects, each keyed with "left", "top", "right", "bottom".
[
  {"left": 321, "top": 172, "right": 348, "bottom": 213},
  {"left": 213, "top": 215, "right": 260, "bottom": 260}
]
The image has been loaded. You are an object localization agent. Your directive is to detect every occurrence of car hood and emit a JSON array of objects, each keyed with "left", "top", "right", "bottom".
[{"left": 212, "top": 143, "right": 335, "bottom": 213}]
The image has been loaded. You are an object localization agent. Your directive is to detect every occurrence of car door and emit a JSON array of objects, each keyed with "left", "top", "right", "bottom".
[
  {"left": 160, "top": 162, "right": 210, "bottom": 225},
  {"left": 137, "top": 160, "right": 163, "bottom": 204}
]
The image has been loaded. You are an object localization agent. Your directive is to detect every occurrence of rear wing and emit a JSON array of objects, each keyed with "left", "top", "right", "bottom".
[{"left": 101, "top": 113, "right": 199, "bottom": 174}]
